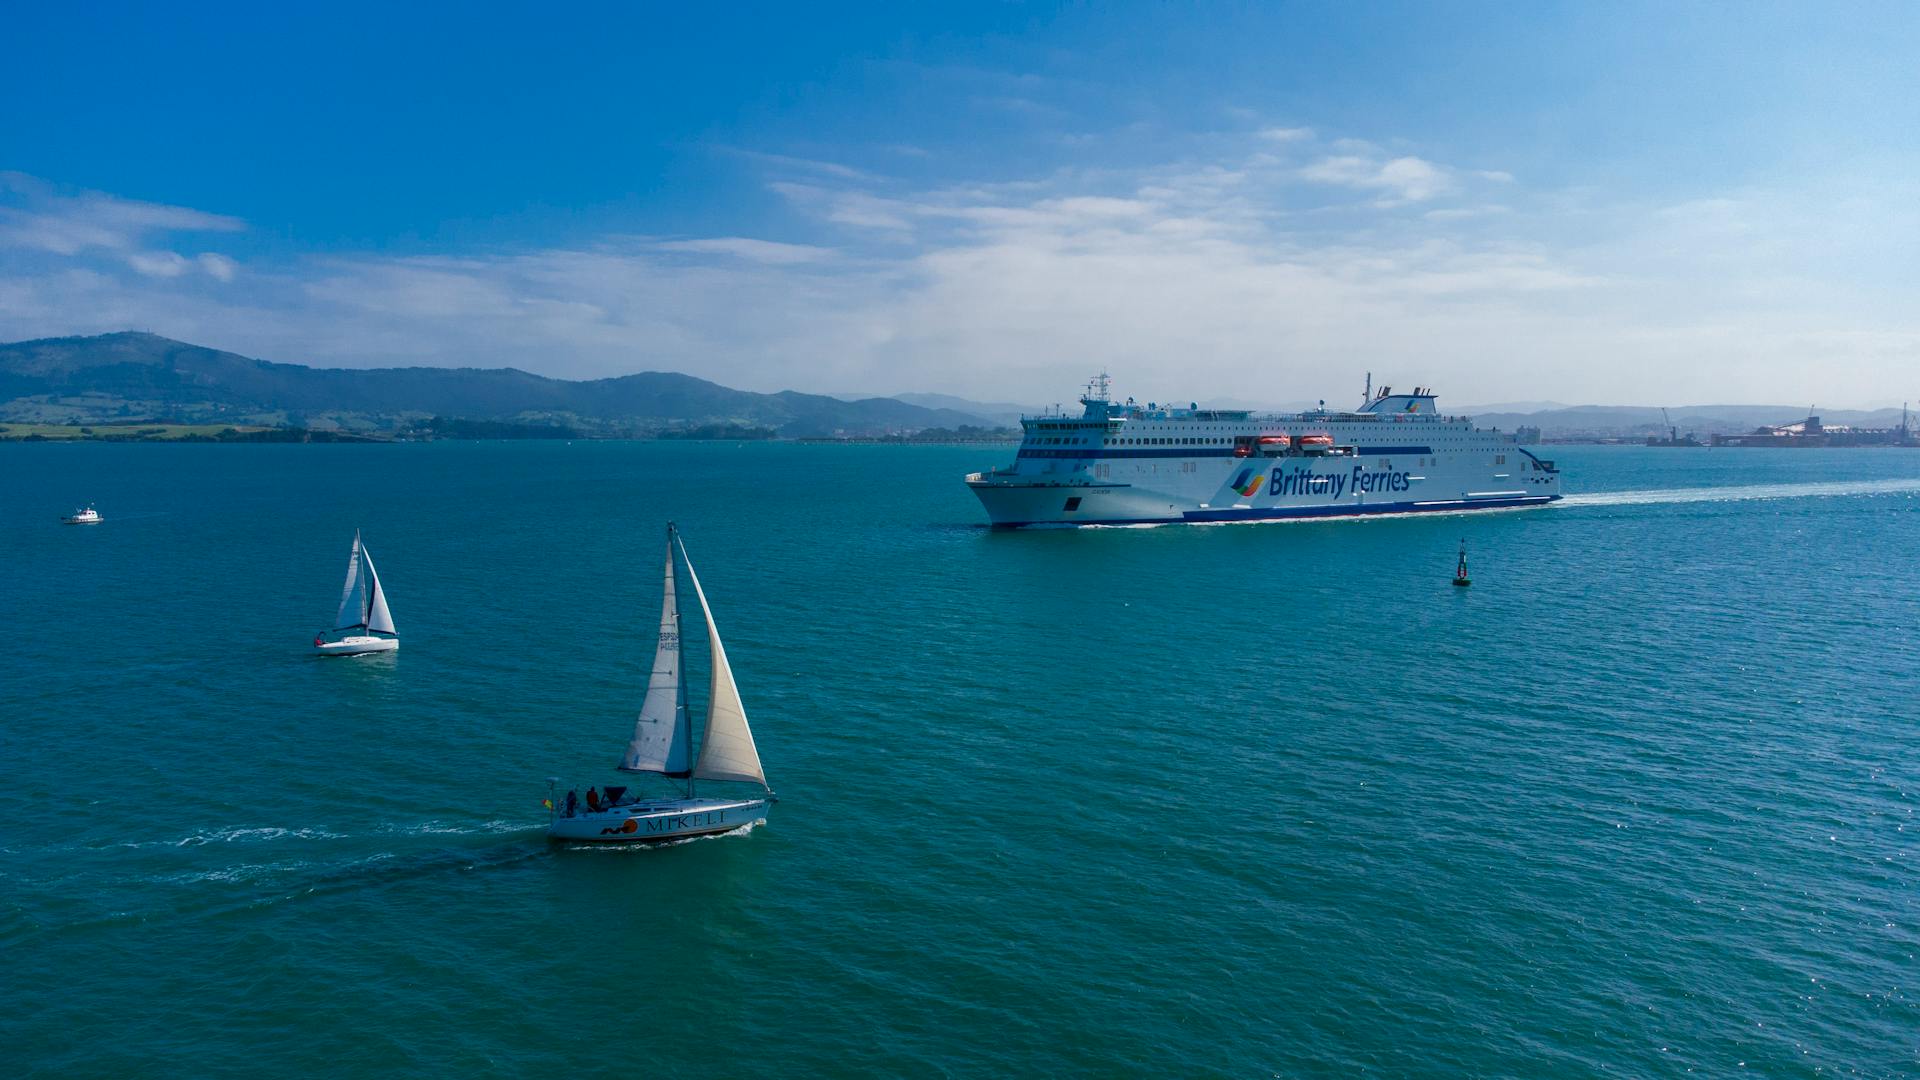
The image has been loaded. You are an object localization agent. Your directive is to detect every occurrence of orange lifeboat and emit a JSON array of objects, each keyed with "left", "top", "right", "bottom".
[
  {"left": 1297, "top": 434, "right": 1335, "bottom": 453},
  {"left": 1256, "top": 434, "right": 1292, "bottom": 456}
]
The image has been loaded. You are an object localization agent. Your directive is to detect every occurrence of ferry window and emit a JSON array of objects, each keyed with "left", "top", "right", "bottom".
[{"left": 1496, "top": 455, "right": 1506, "bottom": 464}]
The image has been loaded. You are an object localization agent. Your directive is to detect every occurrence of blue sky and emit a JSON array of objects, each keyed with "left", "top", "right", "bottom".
[{"left": 3, "top": 2, "right": 1917, "bottom": 405}]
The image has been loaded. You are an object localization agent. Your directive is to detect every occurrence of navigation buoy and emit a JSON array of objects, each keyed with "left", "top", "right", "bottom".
[{"left": 1453, "top": 541, "right": 1471, "bottom": 587}]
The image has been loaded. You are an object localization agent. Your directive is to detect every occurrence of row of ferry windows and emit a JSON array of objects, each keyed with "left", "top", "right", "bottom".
[{"left": 1030, "top": 436, "right": 1238, "bottom": 446}]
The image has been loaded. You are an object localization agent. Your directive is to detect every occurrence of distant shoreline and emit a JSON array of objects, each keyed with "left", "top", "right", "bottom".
[{"left": 0, "top": 422, "right": 1019, "bottom": 445}]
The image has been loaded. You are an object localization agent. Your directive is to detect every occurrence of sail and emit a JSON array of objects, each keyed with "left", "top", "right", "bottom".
[
  {"left": 620, "top": 533, "right": 691, "bottom": 775},
  {"left": 332, "top": 532, "right": 365, "bottom": 630},
  {"left": 361, "top": 546, "right": 397, "bottom": 636},
  {"left": 681, "top": 536, "right": 767, "bottom": 788}
]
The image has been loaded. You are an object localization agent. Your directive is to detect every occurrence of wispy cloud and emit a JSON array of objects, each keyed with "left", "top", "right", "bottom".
[
  {"left": 1258, "top": 126, "right": 1315, "bottom": 143},
  {"left": 712, "top": 148, "right": 877, "bottom": 182},
  {"left": 198, "top": 253, "right": 238, "bottom": 281},
  {"left": 0, "top": 172, "right": 243, "bottom": 254},
  {"left": 126, "top": 250, "right": 194, "bottom": 278},
  {"left": 653, "top": 237, "right": 835, "bottom": 264},
  {"left": 0, "top": 172, "right": 244, "bottom": 283}
]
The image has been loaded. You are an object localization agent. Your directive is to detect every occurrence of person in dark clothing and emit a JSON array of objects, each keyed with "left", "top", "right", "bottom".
[
  {"left": 564, "top": 790, "right": 578, "bottom": 816},
  {"left": 586, "top": 787, "right": 601, "bottom": 812}
]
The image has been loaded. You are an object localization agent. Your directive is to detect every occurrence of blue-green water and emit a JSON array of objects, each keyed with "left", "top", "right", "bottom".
[{"left": 4, "top": 443, "right": 1917, "bottom": 1077}]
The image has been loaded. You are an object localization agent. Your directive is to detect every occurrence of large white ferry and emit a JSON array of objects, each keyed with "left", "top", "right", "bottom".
[{"left": 966, "top": 375, "right": 1561, "bottom": 527}]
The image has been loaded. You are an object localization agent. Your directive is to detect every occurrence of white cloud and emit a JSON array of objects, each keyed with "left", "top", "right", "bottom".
[
  {"left": 198, "top": 253, "right": 238, "bottom": 281},
  {"left": 1258, "top": 126, "right": 1314, "bottom": 143},
  {"left": 127, "top": 250, "right": 192, "bottom": 278},
  {"left": 1300, "top": 154, "right": 1451, "bottom": 204}
]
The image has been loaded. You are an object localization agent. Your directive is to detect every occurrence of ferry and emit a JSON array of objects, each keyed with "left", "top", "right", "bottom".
[{"left": 965, "top": 375, "right": 1561, "bottom": 527}]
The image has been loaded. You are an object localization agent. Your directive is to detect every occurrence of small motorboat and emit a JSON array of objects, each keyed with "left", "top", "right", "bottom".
[
  {"left": 547, "top": 523, "right": 773, "bottom": 844},
  {"left": 314, "top": 530, "right": 399, "bottom": 655},
  {"left": 62, "top": 504, "right": 102, "bottom": 525}
]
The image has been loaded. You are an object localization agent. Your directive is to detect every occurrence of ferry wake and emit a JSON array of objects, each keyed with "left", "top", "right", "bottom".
[{"left": 965, "top": 375, "right": 1562, "bottom": 528}]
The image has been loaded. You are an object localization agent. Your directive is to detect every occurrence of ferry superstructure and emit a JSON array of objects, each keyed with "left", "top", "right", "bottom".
[{"left": 965, "top": 375, "right": 1561, "bottom": 527}]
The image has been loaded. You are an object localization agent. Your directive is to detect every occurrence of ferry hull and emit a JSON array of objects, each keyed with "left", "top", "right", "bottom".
[
  {"left": 547, "top": 797, "right": 769, "bottom": 844},
  {"left": 968, "top": 477, "right": 1561, "bottom": 528}
]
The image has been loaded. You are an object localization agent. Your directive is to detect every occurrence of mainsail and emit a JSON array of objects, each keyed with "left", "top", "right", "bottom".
[
  {"left": 620, "top": 531, "right": 691, "bottom": 775},
  {"left": 680, "top": 535, "right": 768, "bottom": 788},
  {"left": 333, "top": 532, "right": 365, "bottom": 631}
]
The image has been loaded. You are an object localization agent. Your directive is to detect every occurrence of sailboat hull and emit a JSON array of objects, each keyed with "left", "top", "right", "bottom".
[
  {"left": 548, "top": 797, "right": 769, "bottom": 844},
  {"left": 316, "top": 635, "right": 398, "bottom": 656}
]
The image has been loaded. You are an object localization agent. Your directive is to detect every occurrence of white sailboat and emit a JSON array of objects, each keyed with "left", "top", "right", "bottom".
[
  {"left": 548, "top": 523, "right": 773, "bottom": 844},
  {"left": 314, "top": 530, "right": 399, "bottom": 656}
]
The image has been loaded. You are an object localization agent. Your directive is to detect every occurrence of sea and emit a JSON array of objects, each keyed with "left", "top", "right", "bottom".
[{"left": 2, "top": 441, "right": 1916, "bottom": 1078}]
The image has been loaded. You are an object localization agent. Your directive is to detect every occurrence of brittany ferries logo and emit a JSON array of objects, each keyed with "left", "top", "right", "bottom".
[{"left": 1227, "top": 468, "right": 1263, "bottom": 498}]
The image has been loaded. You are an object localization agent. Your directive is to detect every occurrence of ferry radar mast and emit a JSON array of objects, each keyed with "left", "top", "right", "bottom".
[{"left": 1083, "top": 372, "right": 1112, "bottom": 404}]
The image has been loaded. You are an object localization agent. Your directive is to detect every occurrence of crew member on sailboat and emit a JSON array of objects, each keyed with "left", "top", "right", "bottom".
[{"left": 547, "top": 523, "right": 774, "bottom": 844}]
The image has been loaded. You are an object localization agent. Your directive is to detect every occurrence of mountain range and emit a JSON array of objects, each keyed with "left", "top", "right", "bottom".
[
  {"left": 0, "top": 333, "right": 993, "bottom": 437},
  {"left": 1, "top": 332, "right": 1909, "bottom": 440}
]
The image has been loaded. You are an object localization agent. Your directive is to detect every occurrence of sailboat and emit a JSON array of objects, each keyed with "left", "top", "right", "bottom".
[
  {"left": 547, "top": 523, "right": 773, "bottom": 844},
  {"left": 314, "top": 530, "right": 399, "bottom": 655}
]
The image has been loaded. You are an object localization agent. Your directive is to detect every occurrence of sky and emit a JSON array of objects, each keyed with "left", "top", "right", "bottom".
[{"left": 3, "top": 1, "right": 1917, "bottom": 407}]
